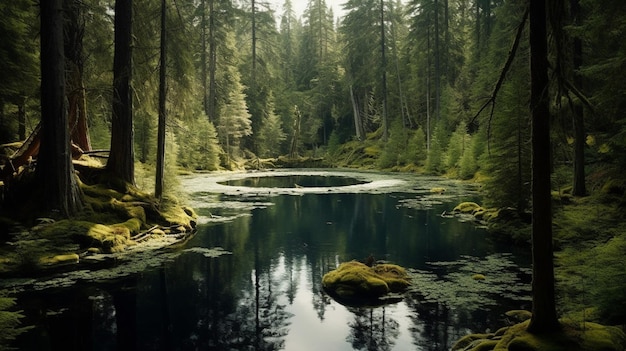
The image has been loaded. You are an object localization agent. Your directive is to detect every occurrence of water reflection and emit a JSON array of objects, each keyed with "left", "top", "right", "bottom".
[{"left": 13, "top": 190, "right": 529, "bottom": 350}]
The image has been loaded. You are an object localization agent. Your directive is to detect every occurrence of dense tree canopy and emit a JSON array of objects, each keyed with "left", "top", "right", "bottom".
[{"left": 0, "top": 0, "right": 623, "bottom": 226}]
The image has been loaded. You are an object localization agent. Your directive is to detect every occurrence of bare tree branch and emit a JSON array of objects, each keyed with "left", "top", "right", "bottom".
[{"left": 469, "top": 6, "right": 530, "bottom": 126}]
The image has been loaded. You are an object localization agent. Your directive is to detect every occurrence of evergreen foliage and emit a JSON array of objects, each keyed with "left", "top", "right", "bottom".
[
  {"left": 0, "top": 296, "right": 29, "bottom": 350},
  {"left": 378, "top": 119, "right": 407, "bottom": 169},
  {"left": 257, "top": 94, "right": 287, "bottom": 158},
  {"left": 425, "top": 122, "right": 447, "bottom": 174},
  {"left": 406, "top": 126, "right": 427, "bottom": 166}
]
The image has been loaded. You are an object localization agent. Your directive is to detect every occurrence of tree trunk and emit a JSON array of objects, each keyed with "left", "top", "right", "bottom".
[
  {"left": 107, "top": 0, "right": 135, "bottom": 185},
  {"left": 251, "top": 0, "right": 257, "bottom": 85},
  {"left": 570, "top": 0, "right": 586, "bottom": 196},
  {"left": 37, "top": 0, "right": 83, "bottom": 216},
  {"left": 201, "top": 0, "right": 209, "bottom": 120},
  {"left": 64, "top": 0, "right": 91, "bottom": 152},
  {"left": 350, "top": 85, "right": 364, "bottom": 141},
  {"left": 289, "top": 106, "right": 301, "bottom": 158},
  {"left": 155, "top": 0, "right": 167, "bottom": 199},
  {"left": 434, "top": 0, "right": 441, "bottom": 121},
  {"left": 17, "top": 98, "right": 26, "bottom": 141},
  {"left": 380, "top": 0, "right": 388, "bottom": 142},
  {"left": 208, "top": 0, "right": 217, "bottom": 122},
  {"left": 475, "top": 0, "right": 481, "bottom": 56},
  {"left": 527, "top": 0, "right": 560, "bottom": 334},
  {"left": 426, "top": 15, "right": 432, "bottom": 151}
]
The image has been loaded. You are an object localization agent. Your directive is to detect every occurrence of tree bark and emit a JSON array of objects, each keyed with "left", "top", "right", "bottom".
[
  {"left": 37, "top": 0, "right": 83, "bottom": 216},
  {"left": 201, "top": 0, "right": 209, "bottom": 120},
  {"left": 107, "top": 0, "right": 135, "bottom": 185},
  {"left": 434, "top": 0, "right": 441, "bottom": 121},
  {"left": 528, "top": 0, "right": 560, "bottom": 334},
  {"left": 570, "top": 0, "right": 586, "bottom": 196},
  {"left": 208, "top": 0, "right": 218, "bottom": 122},
  {"left": 17, "top": 98, "right": 26, "bottom": 141},
  {"left": 350, "top": 85, "right": 364, "bottom": 141},
  {"left": 155, "top": 0, "right": 167, "bottom": 199},
  {"left": 289, "top": 106, "right": 301, "bottom": 158},
  {"left": 64, "top": 0, "right": 91, "bottom": 152},
  {"left": 380, "top": 0, "right": 388, "bottom": 142}
]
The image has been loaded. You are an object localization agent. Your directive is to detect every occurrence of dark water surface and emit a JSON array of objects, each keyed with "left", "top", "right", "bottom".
[{"left": 9, "top": 171, "right": 531, "bottom": 350}]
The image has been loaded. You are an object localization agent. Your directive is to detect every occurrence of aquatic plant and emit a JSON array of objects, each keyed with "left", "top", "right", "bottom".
[{"left": 406, "top": 253, "right": 532, "bottom": 311}]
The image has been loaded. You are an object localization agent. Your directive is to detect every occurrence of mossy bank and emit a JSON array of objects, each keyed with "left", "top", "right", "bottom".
[{"left": 0, "top": 158, "right": 197, "bottom": 275}]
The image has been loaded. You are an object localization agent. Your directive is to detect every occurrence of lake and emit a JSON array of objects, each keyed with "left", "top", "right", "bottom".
[{"left": 7, "top": 170, "right": 531, "bottom": 350}]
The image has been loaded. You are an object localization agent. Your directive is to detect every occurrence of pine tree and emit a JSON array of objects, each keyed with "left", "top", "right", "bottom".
[
  {"left": 0, "top": 0, "right": 39, "bottom": 143},
  {"left": 257, "top": 93, "right": 286, "bottom": 158},
  {"left": 217, "top": 71, "right": 253, "bottom": 164}
]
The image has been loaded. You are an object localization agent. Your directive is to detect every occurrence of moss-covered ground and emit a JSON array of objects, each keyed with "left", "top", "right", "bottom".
[
  {"left": 451, "top": 319, "right": 626, "bottom": 351},
  {"left": 0, "top": 157, "right": 197, "bottom": 275}
]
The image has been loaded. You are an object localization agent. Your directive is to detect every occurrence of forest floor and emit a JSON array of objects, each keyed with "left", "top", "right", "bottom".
[{"left": 0, "top": 156, "right": 197, "bottom": 277}]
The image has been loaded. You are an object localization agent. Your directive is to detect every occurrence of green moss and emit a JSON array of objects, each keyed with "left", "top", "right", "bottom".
[
  {"left": 158, "top": 200, "right": 197, "bottom": 231},
  {"left": 81, "top": 182, "right": 126, "bottom": 201},
  {"left": 36, "top": 220, "right": 133, "bottom": 254},
  {"left": 505, "top": 310, "right": 532, "bottom": 323},
  {"left": 556, "top": 232, "right": 626, "bottom": 323},
  {"left": 322, "top": 261, "right": 410, "bottom": 303},
  {"left": 472, "top": 340, "right": 498, "bottom": 351},
  {"left": 472, "top": 273, "right": 486, "bottom": 280},
  {"left": 451, "top": 333, "right": 495, "bottom": 350},
  {"left": 452, "top": 319, "right": 626, "bottom": 351},
  {"left": 39, "top": 253, "right": 80, "bottom": 266},
  {"left": 453, "top": 202, "right": 482, "bottom": 214},
  {"left": 601, "top": 178, "right": 626, "bottom": 196},
  {"left": 114, "top": 218, "right": 142, "bottom": 235}
]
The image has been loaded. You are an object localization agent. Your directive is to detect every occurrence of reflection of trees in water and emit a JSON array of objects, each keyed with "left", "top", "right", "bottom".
[
  {"left": 346, "top": 307, "right": 399, "bottom": 351},
  {"left": 223, "top": 268, "right": 292, "bottom": 350},
  {"left": 309, "top": 252, "right": 334, "bottom": 321},
  {"left": 404, "top": 298, "right": 455, "bottom": 351},
  {"left": 403, "top": 293, "right": 503, "bottom": 351}
]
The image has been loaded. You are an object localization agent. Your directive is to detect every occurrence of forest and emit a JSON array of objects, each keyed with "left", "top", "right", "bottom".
[{"left": 1, "top": 0, "right": 626, "bottom": 350}]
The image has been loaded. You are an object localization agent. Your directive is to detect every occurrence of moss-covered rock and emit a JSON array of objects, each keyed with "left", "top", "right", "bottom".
[
  {"left": 453, "top": 202, "right": 482, "bottom": 214},
  {"left": 322, "top": 261, "right": 410, "bottom": 304},
  {"left": 452, "top": 319, "right": 626, "bottom": 351},
  {"left": 36, "top": 220, "right": 133, "bottom": 254},
  {"left": 430, "top": 187, "right": 446, "bottom": 194},
  {"left": 471, "top": 273, "right": 486, "bottom": 281},
  {"left": 39, "top": 253, "right": 80, "bottom": 266}
]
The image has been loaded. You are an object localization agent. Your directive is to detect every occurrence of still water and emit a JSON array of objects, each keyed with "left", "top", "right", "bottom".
[{"left": 10, "top": 171, "right": 531, "bottom": 350}]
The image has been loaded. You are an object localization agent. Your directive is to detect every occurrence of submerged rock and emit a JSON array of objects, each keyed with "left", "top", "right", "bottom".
[{"left": 322, "top": 261, "right": 410, "bottom": 305}]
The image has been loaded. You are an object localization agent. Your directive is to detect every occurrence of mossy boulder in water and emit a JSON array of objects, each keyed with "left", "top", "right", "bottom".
[
  {"left": 322, "top": 261, "right": 410, "bottom": 303},
  {"left": 451, "top": 319, "right": 626, "bottom": 351},
  {"left": 453, "top": 202, "right": 482, "bottom": 214}
]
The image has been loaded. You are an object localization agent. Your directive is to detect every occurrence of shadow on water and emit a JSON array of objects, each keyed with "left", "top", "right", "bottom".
[{"left": 9, "top": 172, "right": 531, "bottom": 350}]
